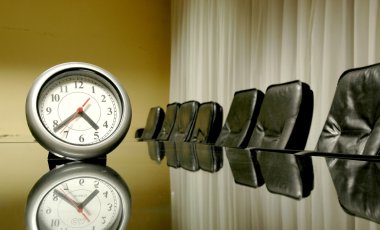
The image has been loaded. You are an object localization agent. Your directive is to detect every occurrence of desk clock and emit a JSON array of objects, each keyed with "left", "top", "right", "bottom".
[{"left": 26, "top": 62, "right": 131, "bottom": 159}]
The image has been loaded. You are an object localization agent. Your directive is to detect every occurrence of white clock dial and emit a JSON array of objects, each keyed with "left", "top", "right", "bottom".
[
  {"left": 26, "top": 62, "right": 131, "bottom": 159},
  {"left": 38, "top": 71, "right": 121, "bottom": 145},
  {"left": 37, "top": 177, "right": 122, "bottom": 230}
]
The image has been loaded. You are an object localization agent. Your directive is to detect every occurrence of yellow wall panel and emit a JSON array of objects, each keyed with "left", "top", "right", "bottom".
[{"left": 0, "top": 0, "right": 171, "bottom": 139}]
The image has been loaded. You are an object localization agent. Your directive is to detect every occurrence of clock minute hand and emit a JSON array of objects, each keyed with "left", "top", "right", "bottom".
[
  {"left": 53, "top": 111, "right": 78, "bottom": 132},
  {"left": 78, "top": 189, "right": 100, "bottom": 209}
]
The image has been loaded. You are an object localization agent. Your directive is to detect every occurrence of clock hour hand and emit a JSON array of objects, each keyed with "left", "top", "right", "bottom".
[
  {"left": 79, "top": 112, "right": 99, "bottom": 130},
  {"left": 78, "top": 189, "right": 99, "bottom": 209}
]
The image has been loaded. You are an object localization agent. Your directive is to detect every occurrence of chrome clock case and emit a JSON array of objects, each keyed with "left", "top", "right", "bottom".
[{"left": 25, "top": 62, "right": 132, "bottom": 159}]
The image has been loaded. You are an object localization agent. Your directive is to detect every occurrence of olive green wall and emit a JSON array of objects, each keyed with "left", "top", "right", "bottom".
[
  {"left": 0, "top": 1, "right": 171, "bottom": 229},
  {"left": 0, "top": 0, "right": 171, "bottom": 140}
]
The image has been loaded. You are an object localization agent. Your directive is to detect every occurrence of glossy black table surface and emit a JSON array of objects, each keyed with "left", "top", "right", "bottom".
[
  {"left": 153, "top": 141, "right": 380, "bottom": 229},
  {"left": 2, "top": 138, "right": 380, "bottom": 229},
  {"left": 0, "top": 139, "right": 170, "bottom": 229}
]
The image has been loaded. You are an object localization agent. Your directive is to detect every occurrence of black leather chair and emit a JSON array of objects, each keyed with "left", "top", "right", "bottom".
[
  {"left": 169, "top": 100, "right": 200, "bottom": 142},
  {"left": 146, "top": 102, "right": 180, "bottom": 163},
  {"left": 179, "top": 101, "right": 223, "bottom": 171},
  {"left": 315, "top": 63, "right": 380, "bottom": 223},
  {"left": 139, "top": 107, "right": 165, "bottom": 141},
  {"left": 189, "top": 101, "right": 223, "bottom": 143},
  {"left": 227, "top": 80, "right": 314, "bottom": 199},
  {"left": 156, "top": 102, "right": 181, "bottom": 141},
  {"left": 165, "top": 101, "right": 200, "bottom": 168},
  {"left": 215, "top": 88, "right": 264, "bottom": 148}
]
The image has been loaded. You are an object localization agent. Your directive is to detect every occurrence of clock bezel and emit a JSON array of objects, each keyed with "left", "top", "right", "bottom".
[{"left": 26, "top": 62, "right": 132, "bottom": 159}]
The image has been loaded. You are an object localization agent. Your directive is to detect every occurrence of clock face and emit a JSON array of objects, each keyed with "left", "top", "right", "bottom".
[
  {"left": 38, "top": 70, "right": 121, "bottom": 146},
  {"left": 37, "top": 177, "right": 122, "bottom": 230},
  {"left": 26, "top": 62, "right": 131, "bottom": 159}
]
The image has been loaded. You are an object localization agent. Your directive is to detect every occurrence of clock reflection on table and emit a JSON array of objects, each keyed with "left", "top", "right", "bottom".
[{"left": 25, "top": 155, "right": 131, "bottom": 230}]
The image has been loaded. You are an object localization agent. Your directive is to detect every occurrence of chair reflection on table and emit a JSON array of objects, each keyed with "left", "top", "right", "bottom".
[
  {"left": 26, "top": 154, "right": 131, "bottom": 230},
  {"left": 328, "top": 159, "right": 380, "bottom": 224},
  {"left": 177, "top": 143, "right": 224, "bottom": 173},
  {"left": 146, "top": 141, "right": 166, "bottom": 163},
  {"left": 148, "top": 142, "right": 224, "bottom": 173}
]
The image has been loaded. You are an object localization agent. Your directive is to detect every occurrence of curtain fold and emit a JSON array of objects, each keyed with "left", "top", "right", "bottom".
[{"left": 170, "top": 0, "right": 380, "bottom": 229}]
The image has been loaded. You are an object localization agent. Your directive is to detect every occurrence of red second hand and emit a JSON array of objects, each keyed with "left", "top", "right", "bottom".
[
  {"left": 81, "top": 97, "right": 90, "bottom": 108},
  {"left": 59, "top": 188, "right": 91, "bottom": 222},
  {"left": 60, "top": 98, "right": 91, "bottom": 133}
]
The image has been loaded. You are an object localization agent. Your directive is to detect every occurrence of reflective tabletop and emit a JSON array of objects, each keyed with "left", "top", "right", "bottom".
[
  {"left": 0, "top": 139, "right": 170, "bottom": 229},
  {"left": 2, "top": 138, "right": 380, "bottom": 229},
  {"left": 149, "top": 141, "right": 380, "bottom": 229}
]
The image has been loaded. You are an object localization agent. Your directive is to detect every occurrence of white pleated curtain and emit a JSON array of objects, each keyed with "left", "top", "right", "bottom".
[{"left": 169, "top": 0, "right": 380, "bottom": 229}]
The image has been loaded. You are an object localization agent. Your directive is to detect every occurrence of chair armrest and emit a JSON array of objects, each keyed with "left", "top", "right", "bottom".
[{"left": 134, "top": 128, "right": 144, "bottom": 141}]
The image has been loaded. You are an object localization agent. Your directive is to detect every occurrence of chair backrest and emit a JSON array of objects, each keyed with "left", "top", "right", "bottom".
[
  {"left": 317, "top": 63, "right": 380, "bottom": 221},
  {"left": 189, "top": 101, "right": 223, "bottom": 144},
  {"left": 317, "top": 63, "right": 380, "bottom": 154},
  {"left": 140, "top": 107, "right": 165, "bottom": 140},
  {"left": 215, "top": 89, "right": 264, "bottom": 148},
  {"left": 249, "top": 80, "right": 313, "bottom": 149},
  {"left": 169, "top": 100, "right": 200, "bottom": 142},
  {"left": 156, "top": 102, "right": 180, "bottom": 141},
  {"left": 248, "top": 80, "right": 314, "bottom": 198}
]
